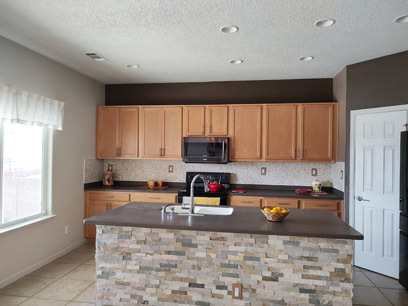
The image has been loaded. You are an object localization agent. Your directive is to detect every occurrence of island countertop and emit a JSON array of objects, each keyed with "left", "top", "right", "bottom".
[{"left": 84, "top": 202, "right": 363, "bottom": 240}]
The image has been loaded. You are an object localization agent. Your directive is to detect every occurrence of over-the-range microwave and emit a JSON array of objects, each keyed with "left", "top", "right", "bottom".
[{"left": 182, "top": 137, "right": 229, "bottom": 164}]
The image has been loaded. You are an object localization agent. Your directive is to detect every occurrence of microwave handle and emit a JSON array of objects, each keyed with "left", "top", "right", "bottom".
[{"left": 222, "top": 139, "right": 226, "bottom": 162}]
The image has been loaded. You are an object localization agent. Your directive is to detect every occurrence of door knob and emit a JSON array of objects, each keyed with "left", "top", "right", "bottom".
[{"left": 356, "top": 196, "right": 370, "bottom": 202}]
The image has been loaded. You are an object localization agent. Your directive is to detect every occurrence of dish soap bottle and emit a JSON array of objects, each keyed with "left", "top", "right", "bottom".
[{"left": 312, "top": 178, "right": 322, "bottom": 193}]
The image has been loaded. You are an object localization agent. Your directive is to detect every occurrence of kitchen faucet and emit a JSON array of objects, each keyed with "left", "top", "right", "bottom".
[{"left": 189, "top": 174, "right": 209, "bottom": 215}]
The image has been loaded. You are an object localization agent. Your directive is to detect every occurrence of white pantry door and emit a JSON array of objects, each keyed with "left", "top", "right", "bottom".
[{"left": 354, "top": 110, "right": 406, "bottom": 278}]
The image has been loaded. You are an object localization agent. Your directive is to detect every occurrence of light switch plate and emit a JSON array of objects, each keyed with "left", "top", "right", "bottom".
[
  {"left": 311, "top": 168, "right": 317, "bottom": 176},
  {"left": 232, "top": 283, "right": 243, "bottom": 299},
  {"left": 261, "top": 167, "right": 267, "bottom": 175},
  {"left": 168, "top": 165, "right": 174, "bottom": 173}
]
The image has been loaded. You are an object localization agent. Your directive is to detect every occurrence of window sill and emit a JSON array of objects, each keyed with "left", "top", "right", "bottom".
[{"left": 0, "top": 215, "right": 56, "bottom": 235}]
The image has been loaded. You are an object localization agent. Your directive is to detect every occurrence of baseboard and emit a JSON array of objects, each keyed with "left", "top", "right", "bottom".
[{"left": 0, "top": 238, "right": 87, "bottom": 289}]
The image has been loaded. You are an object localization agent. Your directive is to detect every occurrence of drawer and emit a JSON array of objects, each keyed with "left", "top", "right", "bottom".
[
  {"left": 88, "top": 191, "right": 130, "bottom": 202},
  {"left": 262, "top": 197, "right": 299, "bottom": 209},
  {"left": 131, "top": 192, "right": 177, "bottom": 203},
  {"left": 86, "top": 200, "right": 127, "bottom": 217},
  {"left": 301, "top": 200, "right": 339, "bottom": 211},
  {"left": 228, "top": 196, "right": 262, "bottom": 207}
]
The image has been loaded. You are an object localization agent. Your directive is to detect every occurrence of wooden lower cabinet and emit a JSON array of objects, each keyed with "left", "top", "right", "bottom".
[
  {"left": 228, "top": 196, "right": 262, "bottom": 207},
  {"left": 84, "top": 191, "right": 131, "bottom": 242},
  {"left": 228, "top": 195, "right": 343, "bottom": 219},
  {"left": 262, "top": 197, "right": 299, "bottom": 209},
  {"left": 130, "top": 192, "right": 178, "bottom": 203}
]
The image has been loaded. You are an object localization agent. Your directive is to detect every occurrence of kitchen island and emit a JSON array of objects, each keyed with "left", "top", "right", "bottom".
[{"left": 85, "top": 202, "right": 362, "bottom": 305}]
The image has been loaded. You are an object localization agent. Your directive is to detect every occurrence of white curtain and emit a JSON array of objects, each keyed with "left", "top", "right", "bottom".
[{"left": 0, "top": 86, "right": 65, "bottom": 130}]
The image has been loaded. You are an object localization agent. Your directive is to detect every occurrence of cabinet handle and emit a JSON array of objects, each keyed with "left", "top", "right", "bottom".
[
  {"left": 316, "top": 204, "right": 330, "bottom": 207},
  {"left": 293, "top": 149, "right": 296, "bottom": 159},
  {"left": 202, "top": 125, "right": 205, "bottom": 134},
  {"left": 104, "top": 195, "right": 114, "bottom": 198},
  {"left": 209, "top": 125, "right": 212, "bottom": 134},
  {"left": 277, "top": 203, "right": 290, "bottom": 205},
  {"left": 149, "top": 197, "right": 161, "bottom": 199},
  {"left": 241, "top": 201, "right": 254, "bottom": 204},
  {"left": 159, "top": 148, "right": 162, "bottom": 157},
  {"left": 161, "top": 148, "right": 165, "bottom": 157},
  {"left": 300, "top": 149, "right": 304, "bottom": 160}
]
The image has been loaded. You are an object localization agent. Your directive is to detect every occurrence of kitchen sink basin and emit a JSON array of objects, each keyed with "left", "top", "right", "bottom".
[{"left": 165, "top": 205, "right": 234, "bottom": 216}]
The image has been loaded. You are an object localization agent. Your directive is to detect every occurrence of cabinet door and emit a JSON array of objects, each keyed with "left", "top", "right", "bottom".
[
  {"left": 298, "top": 104, "right": 337, "bottom": 161},
  {"left": 230, "top": 105, "right": 262, "bottom": 160},
  {"left": 264, "top": 105, "right": 297, "bottom": 160},
  {"left": 162, "top": 107, "right": 182, "bottom": 158},
  {"left": 140, "top": 107, "right": 163, "bottom": 158},
  {"left": 207, "top": 106, "right": 228, "bottom": 136},
  {"left": 96, "top": 107, "right": 119, "bottom": 158},
  {"left": 85, "top": 201, "right": 109, "bottom": 238},
  {"left": 183, "top": 106, "right": 205, "bottom": 136},
  {"left": 119, "top": 107, "right": 139, "bottom": 157}
]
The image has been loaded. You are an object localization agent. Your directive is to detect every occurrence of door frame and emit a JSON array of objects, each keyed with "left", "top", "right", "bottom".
[{"left": 349, "top": 104, "right": 408, "bottom": 227}]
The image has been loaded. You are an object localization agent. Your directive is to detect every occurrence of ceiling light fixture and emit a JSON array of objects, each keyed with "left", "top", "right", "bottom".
[
  {"left": 126, "top": 64, "right": 139, "bottom": 69},
  {"left": 315, "top": 19, "right": 336, "bottom": 28},
  {"left": 229, "top": 59, "right": 243, "bottom": 64},
  {"left": 221, "top": 25, "right": 239, "bottom": 33},
  {"left": 395, "top": 15, "right": 408, "bottom": 23},
  {"left": 299, "top": 56, "right": 314, "bottom": 61}
]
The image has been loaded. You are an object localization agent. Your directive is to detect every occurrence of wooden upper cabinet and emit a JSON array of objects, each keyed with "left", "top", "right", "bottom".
[
  {"left": 183, "top": 105, "right": 228, "bottom": 136},
  {"left": 119, "top": 108, "right": 139, "bottom": 157},
  {"left": 183, "top": 106, "right": 205, "bottom": 136},
  {"left": 140, "top": 106, "right": 182, "bottom": 159},
  {"left": 97, "top": 107, "right": 119, "bottom": 158},
  {"left": 162, "top": 107, "right": 182, "bottom": 158},
  {"left": 140, "top": 107, "right": 163, "bottom": 158},
  {"left": 206, "top": 106, "right": 228, "bottom": 136},
  {"left": 264, "top": 105, "right": 297, "bottom": 161},
  {"left": 96, "top": 106, "right": 139, "bottom": 158},
  {"left": 230, "top": 105, "right": 262, "bottom": 161},
  {"left": 298, "top": 103, "right": 337, "bottom": 162}
]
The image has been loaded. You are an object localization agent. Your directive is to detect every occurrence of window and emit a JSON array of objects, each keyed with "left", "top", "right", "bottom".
[{"left": 0, "top": 122, "right": 49, "bottom": 228}]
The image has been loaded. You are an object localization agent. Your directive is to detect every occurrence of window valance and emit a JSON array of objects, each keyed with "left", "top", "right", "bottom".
[{"left": 0, "top": 86, "right": 64, "bottom": 130}]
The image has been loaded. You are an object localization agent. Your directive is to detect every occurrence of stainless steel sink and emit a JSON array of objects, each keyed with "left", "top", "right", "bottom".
[{"left": 163, "top": 205, "right": 234, "bottom": 216}]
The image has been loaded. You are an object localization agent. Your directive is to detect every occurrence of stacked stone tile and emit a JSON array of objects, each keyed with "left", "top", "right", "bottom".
[{"left": 96, "top": 226, "right": 353, "bottom": 305}]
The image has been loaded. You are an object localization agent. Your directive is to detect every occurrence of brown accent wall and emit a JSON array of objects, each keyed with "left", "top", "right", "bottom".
[
  {"left": 333, "top": 68, "right": 347, "bottom": 162},
  {"left": 105, "top": 79, "right": 333, "bottom": 105},
  {"left": 344, "top": 50, "right": 408, "bottom": 221}
]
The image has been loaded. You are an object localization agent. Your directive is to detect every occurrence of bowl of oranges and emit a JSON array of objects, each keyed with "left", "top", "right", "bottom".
[{"left": 261, "top": 206, "right": 289, "bottom": 222}]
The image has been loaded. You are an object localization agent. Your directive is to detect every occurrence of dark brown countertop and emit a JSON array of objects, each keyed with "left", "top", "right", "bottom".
[
  {"left": 84, "top": 182, "right": 343, "bottom": 200},
  {"left": 84, "top": 202, "right": 362, "bottom": 240}
]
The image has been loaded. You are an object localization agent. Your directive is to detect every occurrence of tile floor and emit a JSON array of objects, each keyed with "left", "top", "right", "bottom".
[{"left": 0, "top": 243, "right": 407, "bottom": 305}]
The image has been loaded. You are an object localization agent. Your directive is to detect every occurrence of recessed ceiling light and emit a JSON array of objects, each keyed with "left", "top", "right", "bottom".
[
  {"left": 221, "top": 25, "right": 239, "bottom": 33},
  {"left": 395, "top": 15, "right": 408, "bottom": 23},
  {"left": 299, "top": 56, "right": 314, "bottom": 61},
  {"left": 229, "top": 59, "right": 243, "bottom": 64},
  {"left": 315, "top": 19, "right": 336, "bottom": 28},
  {"left": 126, "top": 64, "right": 139, "bottom": 69}
]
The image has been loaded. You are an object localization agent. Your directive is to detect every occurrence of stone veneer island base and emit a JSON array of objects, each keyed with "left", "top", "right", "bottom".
[{"left": 85, "top": 203, "right": 363, "bottom": 305}]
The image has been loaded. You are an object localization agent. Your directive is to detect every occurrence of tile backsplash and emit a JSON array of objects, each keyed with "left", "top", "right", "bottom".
[{"left": 84, "top": 158, "right": 345, "bottom": 191}]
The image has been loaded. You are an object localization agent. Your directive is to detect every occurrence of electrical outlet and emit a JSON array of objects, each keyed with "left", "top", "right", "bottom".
[
  {"left": 232, "top": 283, "right": 243, "bottom": 299},
  {"left": 261, "top": 167, "right": 267, "bottom": 175},
  {"left": 64, "top": 225, "right": 69, "bottom": 235},
  {"left": 168, "top": 165, "right": 174, "bottom": 173},
  {"left": 311, "top": 168, "right": 317, "bottom": 176},
  {"left": 340, "top": 170, "right": 344, "bottom": 180}
]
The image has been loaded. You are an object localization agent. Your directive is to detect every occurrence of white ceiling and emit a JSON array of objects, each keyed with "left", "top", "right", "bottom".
[{"left": 0, "top": 0, "right": 407, "bottom": 84}]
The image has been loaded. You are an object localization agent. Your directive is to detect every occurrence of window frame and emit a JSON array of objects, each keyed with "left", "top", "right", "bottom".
[{"left": 0, "top": 122, "right": 52, "bottom": 229}]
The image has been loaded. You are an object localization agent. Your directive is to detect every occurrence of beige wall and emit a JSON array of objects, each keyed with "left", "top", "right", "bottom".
[
  {"left": 0, "top": 36, "right": 104, "bottom": 286},
  {"left": 333, "top": 68, "right": 347, "bottom": 162}
]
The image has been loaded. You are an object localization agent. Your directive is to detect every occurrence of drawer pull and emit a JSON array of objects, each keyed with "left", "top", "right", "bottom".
[
  {"left": 104, "top": 196, "right": 114, "bottom": 198},
  {"left": 241, "top": 201, "right": 254, "bottom": 204},
  {"left": 316, "top": 204, "right": 331, "bottom": 207},
  {"left": 277, "top": 203, "right": 290, "bottom": 205},
  {"left": 149, "top": 197, "right": 161, "bottom": 199}
]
